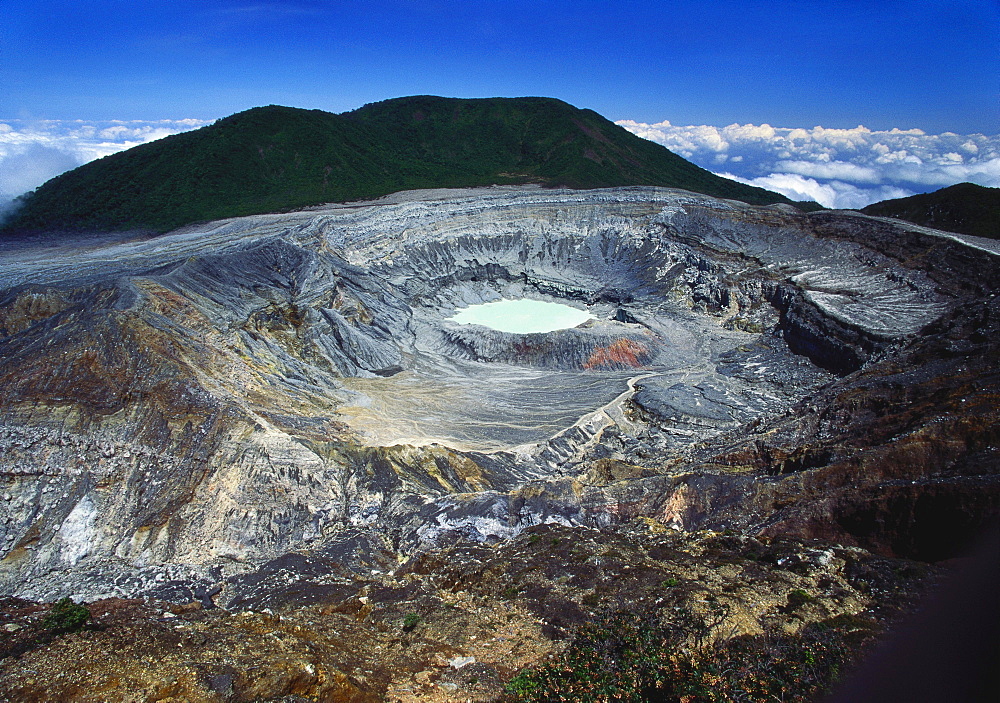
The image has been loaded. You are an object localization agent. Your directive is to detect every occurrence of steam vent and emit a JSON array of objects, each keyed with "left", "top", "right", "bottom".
[{"left": 1, "top": 184, "right": 999, "bottom": 612}]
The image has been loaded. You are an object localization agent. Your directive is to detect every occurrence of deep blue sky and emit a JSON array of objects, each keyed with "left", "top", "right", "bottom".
[{"left": 2, "top": 0, "right": 998, "bottom": 132}]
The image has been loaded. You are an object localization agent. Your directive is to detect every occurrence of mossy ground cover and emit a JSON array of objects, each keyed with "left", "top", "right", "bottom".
[{"left": 501, "top": 612, "right": 879, "bottom": 702}]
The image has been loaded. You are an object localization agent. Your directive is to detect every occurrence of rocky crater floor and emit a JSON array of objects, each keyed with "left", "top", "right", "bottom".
[{"left": 1, "top": 185, "right": 999, "bottom": 699}]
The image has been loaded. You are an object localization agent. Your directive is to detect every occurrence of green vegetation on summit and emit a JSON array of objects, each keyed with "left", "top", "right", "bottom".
[
  {"left": 2, "top": 96, "right": 794, "bottom": 235},
  {"left": 861, "top": 182, "right": 1000, "bottom": 239}
]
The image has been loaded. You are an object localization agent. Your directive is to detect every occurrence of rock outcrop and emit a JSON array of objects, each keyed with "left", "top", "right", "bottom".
[{"left": 0, "top": 185, "right": 997, "bottom": 603}]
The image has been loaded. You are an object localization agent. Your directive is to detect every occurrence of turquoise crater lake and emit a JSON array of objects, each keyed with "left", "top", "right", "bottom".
[{"left": 450, "top": 299, "right": 594, "bottom": 334}]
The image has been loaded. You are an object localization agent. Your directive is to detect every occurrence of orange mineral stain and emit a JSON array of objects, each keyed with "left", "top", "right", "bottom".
[{"left": 584, "top": 338, "right": 648, "bottom": 370}]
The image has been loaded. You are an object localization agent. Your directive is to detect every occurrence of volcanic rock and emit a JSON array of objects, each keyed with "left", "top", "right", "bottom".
[
  {"left": 0, "top": 184, "right": 997, "bottom": 607},
  {"left": 0, "top": 522, "right": 942, "bottom": 702}
]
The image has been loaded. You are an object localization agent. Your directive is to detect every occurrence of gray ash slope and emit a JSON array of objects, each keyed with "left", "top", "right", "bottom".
[{"left": 0, "top": 185, "right": 997, "bottom": 604}]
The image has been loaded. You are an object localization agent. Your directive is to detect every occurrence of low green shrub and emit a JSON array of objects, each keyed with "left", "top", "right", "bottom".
[
  {"left": 503, "top": 585, "right": 524, "bottom": 599},
  {"left": 787, "top": 588, "right": 815, "bottom": 610},
  {"left": 42, "top": 598, "right": 91, "bottom": 634},
  {"left": 402, "top": 613, "right": 421, "bottom": 632}
]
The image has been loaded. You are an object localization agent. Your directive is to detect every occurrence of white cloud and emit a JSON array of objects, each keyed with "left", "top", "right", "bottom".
[
  {"left": 718, "top": 172, "right": 913, "bottom": 210},
  {"left": 774, "top": 159, "right": 883, "bottom": 184},
  {"left": 0, "top": 118, "right": 212, "bottom": 201},
  {"left": 618, "top": 119, "right": 1000, "bottom": 209},
  {"left": 0, "top": 143, "right": 79, "bottom": 198}
]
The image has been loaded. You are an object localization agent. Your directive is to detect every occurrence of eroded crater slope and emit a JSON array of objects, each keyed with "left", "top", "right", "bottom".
[{"left": 0, "top": 185, "right": 997, "bottom": 602}]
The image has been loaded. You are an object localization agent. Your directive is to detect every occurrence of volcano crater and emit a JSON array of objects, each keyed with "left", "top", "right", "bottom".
[
  {"left": 327, "top": 188, "right": 927, "bottom": 453},
  {"left": 3, "top": 186, "right": 996, "bottom": 602}
]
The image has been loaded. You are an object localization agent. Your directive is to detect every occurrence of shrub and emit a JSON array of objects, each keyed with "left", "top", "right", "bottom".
[
  {"left": 402, "top": 613, "right": 420, "bottom": 632},
  {"left": 503, "top": 585, "right": 524, "bottom": 599},
  {"left": 42, "top": 598, "right": 91, "bottom": 634},
  {"left": 787, "top": 588, "right": 815, "bottom": 610}
]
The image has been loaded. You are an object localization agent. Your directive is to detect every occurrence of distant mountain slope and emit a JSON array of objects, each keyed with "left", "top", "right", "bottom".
[
  {"left": 1, "top": 96, "right": 793, "bottom": 235},
  {"left": 861, "top": 182, "right": 1000, "bottom": 239}
]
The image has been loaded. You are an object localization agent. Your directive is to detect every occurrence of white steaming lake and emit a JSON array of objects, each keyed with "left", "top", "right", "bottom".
[{"left": 450, "top": 298, "right": 594, "bottom": 334}]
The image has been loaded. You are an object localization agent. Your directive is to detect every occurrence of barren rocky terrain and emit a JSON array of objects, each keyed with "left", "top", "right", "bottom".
[
  {"left": 1, "top": 185, "right": 998, "bottom": 700},
  {"left": 0, "top": 521, "right": 945, "bottom": 701}
]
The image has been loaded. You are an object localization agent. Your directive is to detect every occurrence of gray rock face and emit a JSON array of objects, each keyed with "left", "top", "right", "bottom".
[{"left": 0, "top": 185, "right": 994, "bottom": 602}]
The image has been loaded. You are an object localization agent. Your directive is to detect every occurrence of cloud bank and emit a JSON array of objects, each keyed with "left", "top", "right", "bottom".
[
  {"left": 617, "top": 120, "right": 1000, "bottom": 209},
  {"left": 0, "top": 119, "right": 212, "bottom": 213}
]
